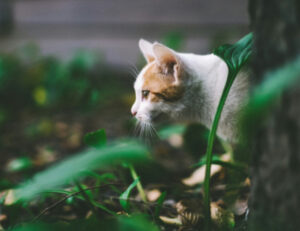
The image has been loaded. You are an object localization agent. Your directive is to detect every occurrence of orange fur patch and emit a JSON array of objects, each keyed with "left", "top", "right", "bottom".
[{"left": 142, "top": 63, "right": 183, "bottom": 102}]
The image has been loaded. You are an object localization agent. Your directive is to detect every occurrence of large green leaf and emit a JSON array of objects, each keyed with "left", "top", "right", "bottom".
[
  {"left": 203, "top": 33, "right": 253, "bottom": 231},
  {"left": 14, "top": 140, "right": 149, "bottom": 201},
  {"left": 213, "top": 33, "right": 252, "bottom": 75}
]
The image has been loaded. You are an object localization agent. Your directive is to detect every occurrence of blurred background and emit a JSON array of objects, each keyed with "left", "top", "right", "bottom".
[
  {"left": 0, "top": 0, "right": 249, "bottom": 182},
  {"left": 0, "top": 0, "right": 249, "bottom": 65}
]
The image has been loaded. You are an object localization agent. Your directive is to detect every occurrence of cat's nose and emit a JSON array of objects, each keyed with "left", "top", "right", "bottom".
[{"left": 131, "top": 110, "right": 137, "bottom": 116}]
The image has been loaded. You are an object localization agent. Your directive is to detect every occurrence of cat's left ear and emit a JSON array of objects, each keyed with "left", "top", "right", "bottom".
[
  {"left": 152, "top": 43, "right": 181, "bottom": 83},
  {"left": 139, "top": 39, "right": 155, "bottom": 63}
]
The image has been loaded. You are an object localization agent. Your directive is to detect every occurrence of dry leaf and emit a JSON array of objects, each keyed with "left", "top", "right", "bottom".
[
  {"left": 182, "top": 164, "right": 221, "bottom": 186},
  {"left": 4, "top": 190, "right": 16, "bottom": 206},
  {"left": 159, "top": 216, "right": 182, "bottom": 226},
  {"left": 182, "top": 153, "right": 231, "bottom": 186},
  {"left": 146, "top": 189, "right": 161, "bottom": 202},
  {"left": 168, "top": 134, "right": 183, "bottom": 148}
]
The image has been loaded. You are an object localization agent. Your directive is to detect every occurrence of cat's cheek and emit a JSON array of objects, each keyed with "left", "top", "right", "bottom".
[{"left": 136, "top": 102, "right": 154, "bottom": 122}]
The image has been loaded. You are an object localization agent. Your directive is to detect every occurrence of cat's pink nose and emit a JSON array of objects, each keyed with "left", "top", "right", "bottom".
[{"left": 131, "top": 110, "right": 137, "bottom": 116}]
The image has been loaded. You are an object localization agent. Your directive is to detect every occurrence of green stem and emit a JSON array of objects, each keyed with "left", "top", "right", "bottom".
[
  {"left": 128, "top": 164, "right": 147, "bottom": 202},
  {"left": 203, "top": 72, "right": 236, "bottom": 231}
]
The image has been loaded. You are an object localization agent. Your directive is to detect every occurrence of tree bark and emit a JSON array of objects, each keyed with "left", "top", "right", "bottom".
[{"left": 248, "top": 0, "right": 300, "bottom": 230}]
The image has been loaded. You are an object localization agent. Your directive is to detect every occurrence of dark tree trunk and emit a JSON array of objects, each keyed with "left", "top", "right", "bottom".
[{"left": 248, "top": 0, "right": 300, "bottom": 230}]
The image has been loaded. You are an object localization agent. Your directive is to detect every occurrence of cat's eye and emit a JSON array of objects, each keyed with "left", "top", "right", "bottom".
[{"left": 142, "top": 90, "right": 150, "bottom": 98}]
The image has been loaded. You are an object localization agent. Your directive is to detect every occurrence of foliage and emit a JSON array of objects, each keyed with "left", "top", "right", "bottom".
[
  {"left": 14, "top": 140, "right": 148, "bottom": 202},
  {"left": 4, "top": 33, "right": 298, "bottom": 231},
  {"left": 84, "top": 129, "right": 107, "bottom": 147},
  {"left": 241, "top": 55, "right": 300, "bottom": 134},
  {"left": 203, "top": 33, "right": 253, "bottom": 230},
  {"left": 0, "top": 46, "right": 128, "bottom": 127}
]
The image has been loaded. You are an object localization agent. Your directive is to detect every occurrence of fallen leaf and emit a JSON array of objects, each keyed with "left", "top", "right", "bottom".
[
  {"left": 159, "top": 216, "right": 182, "bottom": 226},
  {"left": 182, "top": 153, "right": 231, "bottom": 186},
  {"left": 182, "top": 164, "right": 221, "bottom": 186},
  {"left": 4, "top": 190, "right": 16, "bottom": 206},
  {"left": 146, "top": 189, "right": 161, "bottom": 202},
  {"left": 168, "top": 134, "right": 183, "bottom": 148}
]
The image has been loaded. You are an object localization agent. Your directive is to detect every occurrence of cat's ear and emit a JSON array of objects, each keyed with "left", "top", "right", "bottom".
[
  {"left": 139, "top": 39, "right": 155, "bottom": 63},
  {"left": 153, "top": 43, "right": 181, "bottom": 83}
]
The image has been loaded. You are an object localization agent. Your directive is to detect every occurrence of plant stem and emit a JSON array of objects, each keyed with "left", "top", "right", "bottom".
[
  {"left": 203, "top": 72, "right": 236, "bottom": 231},
  {"left": 128, "top": 164, "right": 147, "bottom": 202}
]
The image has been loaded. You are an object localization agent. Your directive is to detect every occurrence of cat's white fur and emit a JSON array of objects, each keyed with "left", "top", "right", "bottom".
[{"left": 131, "top": 39, "right": 249, "bottom": 142}]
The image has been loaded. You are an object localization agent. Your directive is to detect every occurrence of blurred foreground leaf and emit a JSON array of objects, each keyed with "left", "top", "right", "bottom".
[
  {"left": 241, "top": 55, "right": 300, "bottom": 129},
  {"left": 10, "top": 215, "right": 160, "bottom": 231},
  {"left": 158, "top": 124, "right": 186, "bottom": 139},
  {"left": 14, "top": 140, "right": 149, "bottom": 202},
  {"left": 117, "top": 215, "right": 160, "bottom": 231}
]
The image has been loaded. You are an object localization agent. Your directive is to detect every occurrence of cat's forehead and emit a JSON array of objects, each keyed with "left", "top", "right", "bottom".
[
  {"left": 135, "top": 62, "right": 174, "bottom": 91},
  {"left": 134, "top": 62, "right": 183, "bottom": 102}
]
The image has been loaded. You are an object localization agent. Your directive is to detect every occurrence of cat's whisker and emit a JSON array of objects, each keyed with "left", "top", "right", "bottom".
[{"left": 126, "top": 63, "right": 139, "bottom": 79}]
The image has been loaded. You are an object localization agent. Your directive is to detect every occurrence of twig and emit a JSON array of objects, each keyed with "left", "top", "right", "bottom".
[{"left": 32, "top": 183, "right": 123, "bottom": 222}]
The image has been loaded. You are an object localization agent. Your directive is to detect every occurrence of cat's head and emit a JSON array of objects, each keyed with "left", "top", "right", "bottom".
[{"left": 131, "top": 39, "right": 186, "bottom": 126}]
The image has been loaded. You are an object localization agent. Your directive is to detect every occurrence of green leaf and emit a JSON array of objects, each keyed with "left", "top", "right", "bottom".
[
  {"left": 242, "top": 55, "right": 300, "bottom": 129},
  {"left": 117, "top": 214, "right": 160, "bottom": 231},
  {"left": 84, "top": 129, "right": 107, "bottom": 147},
  {"left": 154, "top": 191, "right": 166, "bottom": 218},
  {"left": 162, "top": 32, "right": 184, "bottom": 50},
  {"left": 158, "top": 124, "right": 186, "bottom": 139},
  {"left": 203, "top": 33, "right": 253, "bottom": 231},
  {"left": 6, "top": 157, "right": 33, "bottom": 172},
  {"left": 213, "top": 33, "right": 252, "bottom": 74},
  {"left": 128, "top": 164, "right": 147, "bottom": 202},
  {"left": 14, "top": 140, "right": 148, "bottom": 202},
  {"left": 120, "top": 178, "right": 139, "bottom": 213}
]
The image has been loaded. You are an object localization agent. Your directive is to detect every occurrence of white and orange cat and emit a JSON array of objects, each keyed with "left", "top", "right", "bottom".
[{"left": 131, "top": 39, "right": 249, "bottom": 142}]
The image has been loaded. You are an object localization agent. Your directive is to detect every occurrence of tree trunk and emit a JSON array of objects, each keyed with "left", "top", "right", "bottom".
[{"left": 248, "top": 0, "right": 300, "bottom": 230}]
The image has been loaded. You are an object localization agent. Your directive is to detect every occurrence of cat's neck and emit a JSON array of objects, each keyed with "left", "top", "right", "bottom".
[{"left": 177, "top": 52, "right": 229, "bottom": 131}]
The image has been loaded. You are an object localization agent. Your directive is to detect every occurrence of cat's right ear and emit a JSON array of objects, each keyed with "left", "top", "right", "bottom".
[{"left": 139, "top": 39, "right": 155, "bottom": 63}]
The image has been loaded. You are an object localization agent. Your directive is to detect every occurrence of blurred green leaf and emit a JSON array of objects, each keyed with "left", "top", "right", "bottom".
[
  {"left": 14, "top": 140, "right": 149, "bottom": 202},
  {"left": 33, "top": 86, "right": 47, "bottom": 106},
  {"left": 9, "top": 215, "right": 160, "bottom": 231},
  {"left": 6, "top": 157, "right": 33, "bottom": 173},
  {"left": 9, "top": 223, "right": 55, "bottom": 231},
  {"left": 162, "top": 32, "right": 184, "bottom": 51},
  {"left": 120, "top": 178, "right": 139, "bottom": 213},
  {"left": 158, "top": 124, "right": 186, "bottom": 139},
  {"left": 117, "top": 215, "right": 160, "bottom": 231},
  {"left": 84, "top": 129, "right": 107, "bottom": 148},
  {"left": 242, "top": 55, "right": 300, "bottom": 126}
]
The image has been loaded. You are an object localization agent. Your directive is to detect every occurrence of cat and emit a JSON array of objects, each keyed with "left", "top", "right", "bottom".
[{"left": 131, "top": 39, "right": 249, "bottom": 142}]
